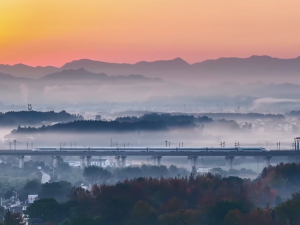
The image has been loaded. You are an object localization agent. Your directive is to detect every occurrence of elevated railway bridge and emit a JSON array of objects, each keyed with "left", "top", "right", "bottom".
[{"left": 1, "top": 148, "right": 300, "bottom": 170}]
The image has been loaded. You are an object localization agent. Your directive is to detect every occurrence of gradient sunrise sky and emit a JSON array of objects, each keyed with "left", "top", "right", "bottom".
[{"left": 1, "top": 0, "right": 300, "bottom": 66}]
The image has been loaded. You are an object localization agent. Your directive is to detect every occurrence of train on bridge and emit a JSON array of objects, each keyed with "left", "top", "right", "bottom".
[{"left": 32, "top": 147, "right": 269, "bottom": 152}]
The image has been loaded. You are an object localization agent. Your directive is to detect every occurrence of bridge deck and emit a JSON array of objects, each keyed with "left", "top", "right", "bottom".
[{"left": 0, "top": 149, "right": 299, "bottom": 157}]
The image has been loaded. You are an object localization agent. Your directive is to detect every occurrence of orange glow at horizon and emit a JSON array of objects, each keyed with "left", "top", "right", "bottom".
[{"left": 1, "top": 0, "right": 300, "bottom": 66}]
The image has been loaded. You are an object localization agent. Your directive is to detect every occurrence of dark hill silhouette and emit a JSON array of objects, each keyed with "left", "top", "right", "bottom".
[
  {"left": 40, "top": 68, "right": 163, "bottom": 82},
  {"left": 0, "top": 72, "right": 31, "bottom": 81},
  {"left": 41, "top": 68, "right": 109, "bottom": 80},
  {"left": 0, "top": 110, "right": 83, "bottom": 126},
  {"left": 11, "top": 113, "right": 216, "bottom": 134}
]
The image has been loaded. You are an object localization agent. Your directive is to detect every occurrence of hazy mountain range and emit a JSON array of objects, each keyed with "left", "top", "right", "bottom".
[
  {"left": 0, "top": 69, "right": 162, "bottom": 83},
  {"left": 1, "top": 55, "right": 300, "bottom": 83}
]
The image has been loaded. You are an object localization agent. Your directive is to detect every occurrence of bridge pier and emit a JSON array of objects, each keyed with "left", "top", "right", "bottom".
[
  {"left": 225, "top": 156, "right": 234, "bottom": 170},
  {"left": 151, "top": 156, "right": 157, "bottom": 165},
  {"left": 264, "top": 156, "right": 272, "bottom": 167},
  {"left": 121, "top": 156, "right": 127, "bottom": 167},
  {"left": 18, "top": 155, "right": 24, "bottom": 168},
  {"left": 52, "top": 156, "right": 59, "bottom": 168},
  {"left": 86, "top": 156, "right": 92, "bottom": 167},
  {"left": 79, "top": 156, "right": 85, "bottom": 169},
  {"left": 187, "top": 156, "right": 191, "bottom": 167},
  {"left": 190, "top": 156, "right": 198, "bottom": 171},
  {"left": 115, "top": 156, "right": 121, "bottom": 167},
  {"left": 156, "top": 156, "right": 162, "bottom": 166}
]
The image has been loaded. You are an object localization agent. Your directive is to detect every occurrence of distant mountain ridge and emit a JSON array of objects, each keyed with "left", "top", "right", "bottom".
[
  {"left": 0, "top": 68, "right": 163, "bottom": 83},
  {"left": 41, "top": 68, "right": 163, "bottom": 82},
  {"left": 0, "top": 72, "right": 31, "bottom": 81},
  {"left": 1, "top": 55, "right": 300, "bottom": 83}
]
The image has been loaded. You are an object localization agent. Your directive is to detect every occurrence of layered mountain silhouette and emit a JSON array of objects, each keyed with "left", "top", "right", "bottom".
[
  {"left": 0, "top": 68, "right": 162, "bottom": 83},
  {"left": 1, "top": 56, "right": 300, "bottom": 83},
  {"left": 41, "top": 68, "right": 162, "bottom": 82},
  {"left": 0, "top": 72, "right": 31, "bottom": 81}
]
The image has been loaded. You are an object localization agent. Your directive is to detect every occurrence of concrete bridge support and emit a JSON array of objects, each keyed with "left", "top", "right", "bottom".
[
  {"left": 187, "top": 156, "right": 192, "bottom": 168},
  {"left": 191, "top": 156, "right": 198, "bottom": 168},
  {"left": 79, "top": 156, "right": 85, "bottom": 169},
  {"left": 255, "top": 156, "right": 260, "bottom": 172},
  {"left": 52, "top": 156, "right": 59, "bottom": 168},
  {"left": 225, "top": 156, "right": 235, "bottom": 170},
  {"left": 264, "top": 156, "right": 272, "bottom": 167},
  {"left": 18, "top": 155, "right": 24, "bottom": 168},
  {"left": 189, "top": 156, "right": 198, "bottom": 172},
  {"left": 86, "top": 156, "right": 92, "bottom": 167},
  {"left": 121, "top": 156, "right": 127, "bottom": 168},
  {"left": 151, "top": 156, "right": 157, "bottom": 165},
  {"left": 156, "top": 156, "right": 162, "bottom": 166},
  {"left": 115, "top": 156, "right": 121, "bottom": 167}
]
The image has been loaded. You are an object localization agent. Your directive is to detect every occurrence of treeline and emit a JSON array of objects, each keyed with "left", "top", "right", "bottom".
[
  {"left": 286, "top": 110, "right": 300, "bottom": 117},
  {"left": 197, "top": 112, "right": 285, "bottom": 120},
  {"left": 258, "top": 162, "right": 300, "bottom": 199},
  {"left": 0, "top": 110, "right": 83, "bottom": 126},
  {"left": 83, "top": 165, "right": 189, "bottom": 184},
  {"left": 22, "top": 162, "right": 300, "bottom": 225},
  {"left": 12, "top": 113, "right": 243, "bottom": 134},
  {"left": 0, "top": 161, "right": 43, "bottom": 199},
  {"left": 4, "top": 162, "right": 300, "bottom": 225},
  {"left": 115, "top": 113, "right": 213, "bottom": 125},
  {"left": 22, "top": 174, "right": 286, "bottom": 225}
]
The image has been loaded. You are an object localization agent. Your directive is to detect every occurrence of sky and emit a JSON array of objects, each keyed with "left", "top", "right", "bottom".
[{"left": 1, "top": 0, "right": 300, "bottom": 66}]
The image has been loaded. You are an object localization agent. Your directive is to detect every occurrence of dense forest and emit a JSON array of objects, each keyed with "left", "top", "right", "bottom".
[
  {"left": 1, "top": 162, "right": 300, "bottom": 225},
  {"left": 0, "top": 110, "right": 83, "bottom": 126},
  {"left": 11, "top": 113, "right": 243, "bottom": 134}
]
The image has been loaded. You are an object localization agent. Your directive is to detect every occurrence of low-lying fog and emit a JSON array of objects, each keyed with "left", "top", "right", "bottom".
[{"left": 2, "top": 128, "right": 296, "bottom": 150}]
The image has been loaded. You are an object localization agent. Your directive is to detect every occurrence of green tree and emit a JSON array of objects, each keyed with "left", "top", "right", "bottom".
[
  {"left": 275, "top": 191, "right": 300, "bottom": 225},
  {"left": 25, "top": 198, "right": 62, "bottom": 223},
  {"left": 207, "top": 201, "right": 252, "bottom": 225},
  {"left": 4, "top": 210, "right": 25, "bottom": 225},
  {"left": 159, "top": 209, "right": 199, "bottom": 225},
  {"left": 130, "top": 201, "right": 157, "bottom": 225},
  {"left": 102, "top": 195, "right": 134, "bottom": 225},
  {"left": 223, "top": 209, "right": 241, "bottom": 225},
  {"left": 83, "top": 166, "right": 112, "bottom": 184},
  {"left": 39, "top": 181, "right": 71, "bottom": 202},
  {"left": 18, "top": 179, "right": 41, "bottom": 202},
  {"left": 61, "top": 214, "right": 97, "bottom": 225}
]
